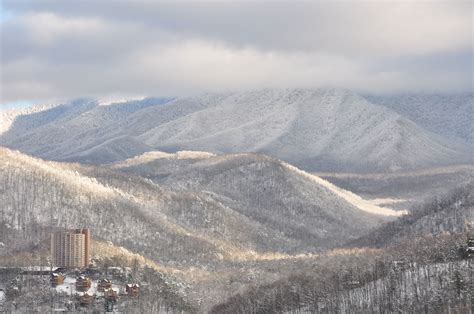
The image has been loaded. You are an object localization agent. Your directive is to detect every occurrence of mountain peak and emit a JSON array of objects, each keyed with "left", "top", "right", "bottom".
[{"left": 0, "top": 90, "right": 471, "bottom": 172}]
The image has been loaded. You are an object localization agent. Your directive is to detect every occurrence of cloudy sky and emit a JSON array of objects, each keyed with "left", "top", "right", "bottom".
[{"left": 0, "top": 0, "right": 472, "bottom": 106}]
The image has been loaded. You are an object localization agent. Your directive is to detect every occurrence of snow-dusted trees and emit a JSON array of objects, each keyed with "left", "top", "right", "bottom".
[
  {"left": 0, "top": 150, "right": 220, "bottom": 264},
  {"left": 352, "top": 183, "right": 474, "bottom": 248},
  {"left": 211, "top": 234, "right": 473, "bottom": 313}
]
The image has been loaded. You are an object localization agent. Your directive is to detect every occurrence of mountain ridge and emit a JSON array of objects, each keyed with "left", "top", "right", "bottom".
[
  {"left": 0, "top": 147, "right": 394, "bottom": 259},
  {"left": 1, "top": 89, "right": 471, "bottom": 172}
]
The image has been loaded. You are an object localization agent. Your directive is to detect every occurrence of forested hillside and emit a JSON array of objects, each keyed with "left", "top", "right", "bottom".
[
  {"left": 1, "top": 148, "right": 398, "bottom": 259},
  {"left": 211, "top": 235, "right": 473, "bottom": 313},
  {"left": 368, "top": 94, "right": 474, "bottom": 147},
  {"left": 210, "top": 181, "right": 474, "bottom": 313},
  {"left": 0, "top": 147, "right": 412, "bottom": 310},
  {"left": 351, "top": 183, "right": 473, "bottom": 247},
  {"left": 1, "top": 148, "right": 472, "bottom": 312}
]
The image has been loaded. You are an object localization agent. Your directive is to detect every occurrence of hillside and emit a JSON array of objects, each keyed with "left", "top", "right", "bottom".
[
  {"left": 0, "top": 103, "right": 59, "bottom": 136},
  {"left": 0, "top": 238, "right": 195, "bottom": 313},
  {"left": 0, "top": 97, "right": 171, "bottom": 163},
  {"left": 350, "top": 183, "right": 474, "bottom": 248},
  {"left": 211, "top": 240, "right": 472, "bottom": 314},
  {"left": 208, "top": 182, "right": 474, "bottom": 313},
  {"left": 114, "top": 150, "right": 406, "bottom": 248},
  {"left": 1, "top": 147, "right": 410, "bottom": 309},
  {"left": 0, "top": 147, "right": 231, "bottom": 264},
  {"left": 367, "top": 93, "right": 474, "bottom": 147},
  {"left": 1, "top": 89, "right": 471, "bottom": 172},
  {"left": 117, "top": 150, "right": 404, "bottom": 214},
  {"left": 317, "top": 165, "right": 474, "bottom": 210},
  {"left": 0, "top": 148, "right": 397, "bottom": 260},
  {"left": 137, "top": 89, "right": 470, "bottom": 172},
  {"left": 211, "top": 184, "right": 474, "bottom": 313}
]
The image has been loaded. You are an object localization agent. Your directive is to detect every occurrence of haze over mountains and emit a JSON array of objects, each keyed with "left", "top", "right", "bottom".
[{"left": 1, "top": 89, "right": 471, "bottom": 173}]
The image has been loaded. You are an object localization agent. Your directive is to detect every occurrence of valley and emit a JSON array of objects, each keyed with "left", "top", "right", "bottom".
[
  {"left": 0, "top": 90, "right": 472, "bottom": 312},
  {"left": 1, "top": 145, "right": 472, "bottom": 312},
  {"left": 2, "top": 0, "right": 472, "bottom": 311}
]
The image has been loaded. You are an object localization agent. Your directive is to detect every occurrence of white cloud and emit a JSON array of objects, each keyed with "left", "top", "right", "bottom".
[
  {"left": 0, "top": 1, "right": 472, "bottom": 104},
  {"left": 22, "top": 13, "right": 107, "bottom": 45}
]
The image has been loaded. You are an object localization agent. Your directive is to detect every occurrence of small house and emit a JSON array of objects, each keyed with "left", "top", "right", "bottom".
[
  {"left": 78, "top": 292, "right": 94, "bottom": 307},
  {"left": 125, "top": 283, "right": 140, "bottom": 297},
  {"left": 104, "top": 288, "right": 118, "bottom": 302},
  {"left": 76, "top": 276, "right": 92, "bottom": 291},
  {"left": 50, "top": 273, "right": 65, "bottom": 286},
  {"left": 98, "top": 279, "right": 112, "bottom": 292}
]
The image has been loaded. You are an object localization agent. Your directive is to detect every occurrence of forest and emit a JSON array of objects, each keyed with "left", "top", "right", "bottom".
[{"left": 0, "top": 147, "right": 472, "bottom": 312}]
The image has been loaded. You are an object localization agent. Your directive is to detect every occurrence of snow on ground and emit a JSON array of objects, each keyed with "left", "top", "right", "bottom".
[
  {"left": 137, "top": 89, "right": 469, "bottom": 172},
  {"left": 2, "top": 89, "right": 469, "bottom": 171},
  {"left": 112, "top": 150, "right": 216, "bottom": 168},
  {"left": 283, "top": 162, "right": 407, "bottom": 216},
  {"left": 98, "top": 96, "right": 145, "bottom": 106},
  {"left": 55, "top": 276, "right": 121, "bottom": 296},
  {"left": 291, "top": 260, "right": 471, "bottom": 313},
  {"left": 56, "top": 277, "right": 76, "bottom": 295},
  {"left": 369, "top": 198, "right": 407, "bottom": 206},
  {"left": 175, "top": 151, "right": 216, "bottom": 160},
  {"left": 1, "top": 148, "right": 119, "bottom": 198},
  {"left": 0, "top": 103, "right": 57, "bottom": 136}
]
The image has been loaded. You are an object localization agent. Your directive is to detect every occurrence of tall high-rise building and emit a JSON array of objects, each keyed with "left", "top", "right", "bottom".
[
  {"left": 51, "top": 229, "right": 91, "bottom": 268},
  {"left": 76, "top": 228, "right": 91, "bottom": 266}
]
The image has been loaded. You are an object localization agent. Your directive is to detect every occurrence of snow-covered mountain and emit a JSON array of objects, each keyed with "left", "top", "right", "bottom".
[
  {"left": 1, "top": 147, "right": 397, "bottom": 260},
  {"left": 351, "top": 182, "right": 474, "bottom": 248},
  {"left": 1, "top": 89, "right": 471, "bottom": 172},
  {"left": 114, "top": 150, "right": 406, "bottom": 248},
  {"left": 0, "top": 103, "right": 59, "bottom": 136},
  {"left": 134, "top": 89, "right": 470, "bottom": 172},
  {"left": 114, "top": 150, "right": 405, "bottom": 217},
  {"left": 367, "top": 93, "right": 474, "bottom": 147}
]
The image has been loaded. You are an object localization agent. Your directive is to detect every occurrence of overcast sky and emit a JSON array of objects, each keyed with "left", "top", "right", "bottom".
[{"left": 0, "top": 0, "right": 472, "bottom": 106}]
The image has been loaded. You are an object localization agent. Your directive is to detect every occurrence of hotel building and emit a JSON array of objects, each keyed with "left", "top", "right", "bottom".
[{"left": 51, "top": 229, "right": 91, "bottom": 268}]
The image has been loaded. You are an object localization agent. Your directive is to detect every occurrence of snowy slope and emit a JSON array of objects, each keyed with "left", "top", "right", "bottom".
[
  {"left": 367, "top": 93, "right": 474, "bottom": 147},
  {"left": 115, "top": 151, "right": 406, "bottom": 250},
  {"left": 1, "top": 147, "right": 392, "bottom": 258},
  {"left": 0, "top": 97, "right": 172, "bottom": 163},
  {"left": 0, "top": 147, "right": 240, "bottom": 263},
  {"left": 0, "top": 89, "right": 470, "bottom": 172},
  {"left": 0, "top": 103, "right": 59, "bottom": 136},
  {"left": 138, "top": 89, "right": 470, "bottom": 172},
  {"left": 116, "top": 150, "right": 404, "bottom": 216},
  {"left": 351, "top": 182, "right": 474, "bottom": 248}
]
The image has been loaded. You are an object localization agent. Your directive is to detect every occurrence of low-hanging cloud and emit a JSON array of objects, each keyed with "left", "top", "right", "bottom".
[{"left": 1, "top": 0, "right": 472, "bottom": 105}]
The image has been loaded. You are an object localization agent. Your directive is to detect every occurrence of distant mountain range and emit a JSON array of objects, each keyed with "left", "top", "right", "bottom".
[{"left": 1, "top": 89, "right": 472, "bottom": 172}]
